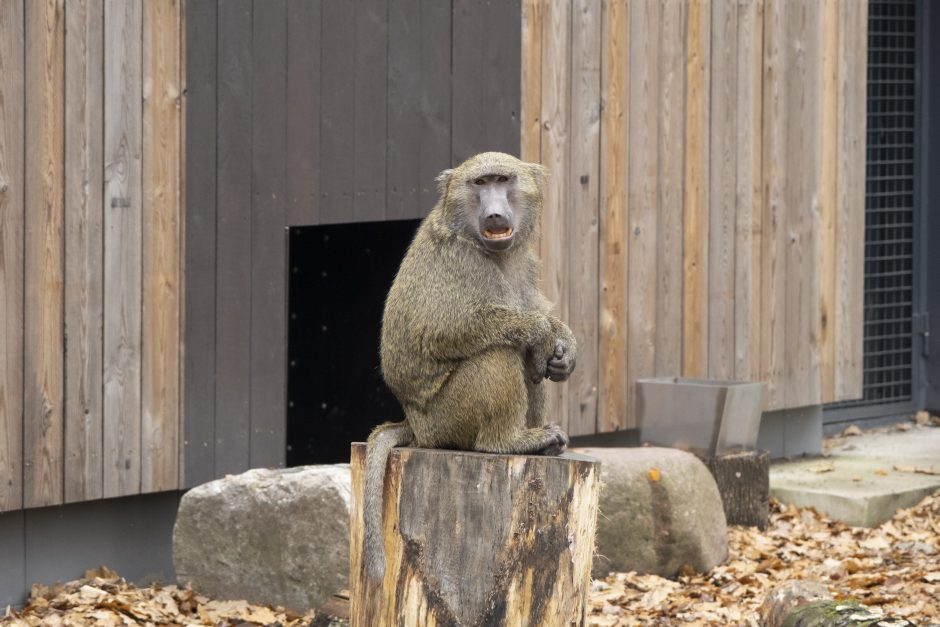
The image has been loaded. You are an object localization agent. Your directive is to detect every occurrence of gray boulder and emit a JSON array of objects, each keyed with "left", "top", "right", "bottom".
[
  {"left": 173, "top": 464, "right": 351, "bottom": 613},
  {"left": 572, "top": 447, "right": 728, "bottom": 578}
]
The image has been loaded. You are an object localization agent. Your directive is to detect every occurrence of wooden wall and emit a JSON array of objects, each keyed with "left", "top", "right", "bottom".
[
  {"left": 522, "top": 0, "right": 868, "bottom": 435},
  {"left": 0, "top": 0, "right": 182, "bottom": 511},
  {"left": 183, "top": 0, "right": 521, "bottom": 488}
]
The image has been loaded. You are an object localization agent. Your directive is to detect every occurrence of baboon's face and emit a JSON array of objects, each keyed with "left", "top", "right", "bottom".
[
  {"left": 469, "top": 172, "right": 517, "bottom": 252},
  {"left": 438, "top": 152, "right": 545, "bottom": 253}
]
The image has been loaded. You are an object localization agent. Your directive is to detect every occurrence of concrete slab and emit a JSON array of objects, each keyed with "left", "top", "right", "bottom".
[{"left": 769, "top": 424, "right": 940, "bottom": 527}]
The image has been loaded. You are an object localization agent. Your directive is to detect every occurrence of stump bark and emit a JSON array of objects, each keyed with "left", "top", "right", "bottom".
[
  {"left": 703, "top": 449, "right": 770, "bottom": 528},
  {"left": 349, "top": 444, "right": 600, "bottom": 626},
  {"left": 760, "top": 581, "right": 918, "bottom": 627}
]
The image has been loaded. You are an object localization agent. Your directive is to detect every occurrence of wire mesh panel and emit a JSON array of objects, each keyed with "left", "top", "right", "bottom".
[{"left": 838, "top": 0, "right": 917, "bottom": 408}]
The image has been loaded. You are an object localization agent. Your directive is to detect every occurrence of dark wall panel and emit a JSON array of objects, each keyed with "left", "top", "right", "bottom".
[
  {"left": 319, "top": 1, "right": 356, "bottom": 224},
  {"left": 286, "top": 1, "right": 321, "bottom": 226},
  {"left": 183, "top": 0, "right": 218, "bottom": 489},
  {"left": 215, "top": 0, "right": 253, "bottom": 477},
  {"left": 387, "top": 0, "right": 452, "bottom": 220},
  {"left": 249, "top": 0, "right": 289, "bottom": 468},
  {"left": 184, "top": 0, "right": 522, "bottom": 486},
  {"left": 0, "top": 511, "right": 25, "bottom": 608}
]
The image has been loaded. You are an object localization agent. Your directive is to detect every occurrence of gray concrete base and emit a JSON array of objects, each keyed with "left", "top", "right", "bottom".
[
  {"left": 757, "top": 405, "right": 823, "bottom": 459},
  {"left": 770, "top": 425, "right": 940, "bottom": 527},
  {"left": 0, "top": 491, "right": 181, "bottom": 608}
]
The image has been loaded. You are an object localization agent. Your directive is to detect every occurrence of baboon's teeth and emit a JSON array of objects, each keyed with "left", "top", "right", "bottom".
[{"left": 483, "top": 227, "right": 513, "bottom": 240}]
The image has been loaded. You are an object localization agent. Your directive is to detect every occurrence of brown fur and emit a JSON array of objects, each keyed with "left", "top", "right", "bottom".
[{"left": 364, "top": 152, "right": 577, "bottom": 581}]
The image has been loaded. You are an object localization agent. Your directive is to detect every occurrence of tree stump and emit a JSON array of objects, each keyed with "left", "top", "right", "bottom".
[
  {"left": 760, "top": 581, "right": 918, "bottom": 627},
  {"left": 349, "top": 444, "right": 600, "bottom": 626},
  {"left": 703, "top": 449, "right": 770, "bottom": 529}
]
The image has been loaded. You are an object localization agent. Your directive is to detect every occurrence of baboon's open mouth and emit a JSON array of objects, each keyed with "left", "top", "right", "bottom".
[{"left": 482, "top": 227, "right": 514, "bottom": 240}]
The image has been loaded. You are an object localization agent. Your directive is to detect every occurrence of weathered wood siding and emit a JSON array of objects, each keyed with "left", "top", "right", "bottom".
[
  {"left": 0, "top": 0, "right": 183, "bottom": 510},
  {"left": 183, "top": 0, "right": 521, "bottom": 488},
  {"left": 522, "top": 0, "right": 867, "bottom": 434}
]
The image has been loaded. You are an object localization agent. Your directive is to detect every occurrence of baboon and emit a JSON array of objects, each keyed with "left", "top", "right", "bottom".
[{"left": 364, "top": 152, "right": 577, "bottom": 581}]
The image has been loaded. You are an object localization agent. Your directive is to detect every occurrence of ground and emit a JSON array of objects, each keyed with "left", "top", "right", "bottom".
[{"left": 2, "top": 491, "right": 936, "bottom": 626}]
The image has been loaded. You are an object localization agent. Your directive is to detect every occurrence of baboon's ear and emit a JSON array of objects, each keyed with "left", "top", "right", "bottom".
[
  {"left": 526, "top": 162, "right": 548, "bottom": 186},
  {"left": 436, "top": 169, "right": 454, "bottom": 197}
]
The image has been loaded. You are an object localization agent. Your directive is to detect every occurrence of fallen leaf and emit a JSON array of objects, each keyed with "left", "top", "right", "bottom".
[
  {"left": 914, "top": 411, "right": 930, "bottom": 426},
  {"left": 808, "top": 461, "right": 836, "bottom": 473},
  {"left": 842, "top": 425, "right": 863, "bottom": 436},
  {"left": 873, "top": 467, "right": 889, "bottom": 476},
  {"left": 895, "top": 422, "right": 912, "bottom": 432},
  {"left": 648, "top": 468, "right": 661, "bottom": 482}
]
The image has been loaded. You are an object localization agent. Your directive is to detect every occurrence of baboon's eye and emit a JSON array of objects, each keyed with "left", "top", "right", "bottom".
[
  {"left": 473, "top": 178, "right": 486, "bottom": 186},
  {"left": 497, "top": 175, "right": 509, "bottom": 183}
]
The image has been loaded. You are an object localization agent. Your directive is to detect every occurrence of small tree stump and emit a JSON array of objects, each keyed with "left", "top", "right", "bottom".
[
  {"left": 703, "top": 449, "right": 770, "bottom": 528},
  {"left": 760, "top": 581, "right": 918, "bottom": 627},
  {"left": 349, "top": 444, "right": 600, "bottom": 626}
]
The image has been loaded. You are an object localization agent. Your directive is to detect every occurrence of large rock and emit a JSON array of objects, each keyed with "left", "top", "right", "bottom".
[
  {"left": 572, "top": 447, "right": 728, "bottom": 578},
  {"left": 173, "top": 464, "right": 351, "bottom": 613}
]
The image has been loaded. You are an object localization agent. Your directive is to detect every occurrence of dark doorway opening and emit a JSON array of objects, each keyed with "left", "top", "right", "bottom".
[{"left": 286, "top": 220, "right": 420, "bottom": 466}]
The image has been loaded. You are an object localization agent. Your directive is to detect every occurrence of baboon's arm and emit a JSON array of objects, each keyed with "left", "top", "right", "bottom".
[{"left": 423, "top": 304, "right": 553, "bottom": 361}]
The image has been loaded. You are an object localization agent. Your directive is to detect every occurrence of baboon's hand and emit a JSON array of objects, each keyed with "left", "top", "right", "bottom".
[
  {"left": 546, "top": 337, "right": 576, "bottom": 382},
  {"left": 540, "top": 423, "right": 569, "bottom": 456}
]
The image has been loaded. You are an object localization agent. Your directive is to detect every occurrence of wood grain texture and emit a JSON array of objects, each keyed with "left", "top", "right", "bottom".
[
  {"left": 538, "top": 0, "right": 572, "bottom": 432},
  {"left": 682, "top": 0, "right": 710, "bottom": 380},
  {"left": 142, "top": 0, "right": 181, "bottom": 493},
  {"left": 215, "top": 0, "right": 252, "bottom": 477},
  {"left": 182, "top": 0, "right": 217, "bottom": 488},
  {"left": 0, "top": 0, "right": 25, "bottom": 511},
  {"left": 24, "top": 0, "right": 65, "bottom": 509},
  {"left": 707, "top": 0, "right": 736, "bottom": 381},
  {"left": 626, "top": 0, "right": 660, "bottom": 421},
  {"left": 655, "top": 0, "right": 685, "bottom": 378},
  {"left": 349, "top": 445, "right": 600, "bottom": 626},
  {"left": 567, "top": 0, "right": 601, "bottom": 436},
  {"left": 520, "top": 0, "right": 543, "bottom": 164},
  {"left": 249, "top": 0, "right": 287, "bottom": 469},
  {"left": 286, "top": 0, "right": 320, "bottom": 226},
  {"left": 834, "top": 0, "right": 866, "bottom": 401},
  {"left": 353, "top": 0, "right": 387, "bottom": 222},
  {"left": 818, "top": 0, "right": 838, "bottom": 403},
  {"left": 64, "top": 0, "right": 104, "bottom": 503},
  {"left": 734, "top": 0, "right": 763, "bottom": 383},
  {"left": 759, "top": 0, "right": 786, "bottom": 408},
  {"left": 103, "top": 0, "right": 142, "bottom": 498},
  {"left": 782, "top": 0, "right": 821, "bottom": 408},
  {"left": 598, "top": 0, "right": 628, "bottom": 432}
]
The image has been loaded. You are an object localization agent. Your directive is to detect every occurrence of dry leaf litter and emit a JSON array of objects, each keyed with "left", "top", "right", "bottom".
[
  {"left": 3, "top": 492, "right": 936, "bottom": 626},
  {"left": 588, "top": 492, "right": 940, "bottom": 626}
]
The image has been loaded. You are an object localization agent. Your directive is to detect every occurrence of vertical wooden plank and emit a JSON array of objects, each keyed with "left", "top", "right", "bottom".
[
  {"left": 567, "top": 0, "right": 600, "bottom": 436},
  {"left": 834, "top": 0, "right": 867, "bottom": 401},
  {"left": 539, "top": 0, "right": 571, "bottom": 431},
  {"left": 215, "top": 0, "right": 252, "bottom": 477},
  {"left": 0, "top": 0, "right": 24, "bottom": 511},
  {"left": 142, "top": 0, "right": 181, "bottom": 493},
  {"left": 734, "top": 0, "right": 763, "bottom": 383},
  {"left": 353, "top": 0, "right": 387, "bottom": 222},
  {"left": 103, "top": 0, "right": 142, "bottom": 498},
  {"left": 483, "top": 0, "right": 522, "bottom": 155},
  {"left": 782, "top": 0, "right": 822, "bottom": 408},
  {"left": 177, "top": 0, "right": 186, "bottom": 484},
  {"left": 760, "top": 0, "right": 786, "bottom": 409},
  {"left": 707, "top": 0, "right": 736, "bottom": 380},
  {"left": 598, "top": 0, "right": 628, "bottom": 432},
  {"left": 626, "top": 0, "right": 659, "bottom": 421},
  {"left": 818, "top": 0, "right": 838, "bottom": 403},
  {"left": 520, "top": 0, "right": 543, "bottom": 164},
  {"left": 182, "top": 0, "right": 217, "bottom": 488},
  {"left": 387, "top": 0, "right": 451, "bottom": 219},
  {"left": 654, "top": 0, "right": 685, "bottom": 377},
  {"left": 286, "top": 0, "right": 320, "bottom": 226},
  {"left": 682, "top": 0, "right": 710, "bottom": 380},
  {"left": 452, "top": 0, "right": 485, "bottom": 162},
  {"left": 250, "top": 0, "right": 287, "bottom": 469},
  {"left": 24, "top": 0, "right": 65, "bottom": 509},
  {"left": 64, "top": 0, "right": 104, "bottom": 503},
  {"left": 319, "top": 0, "right": 355, "bottom": 224}
]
